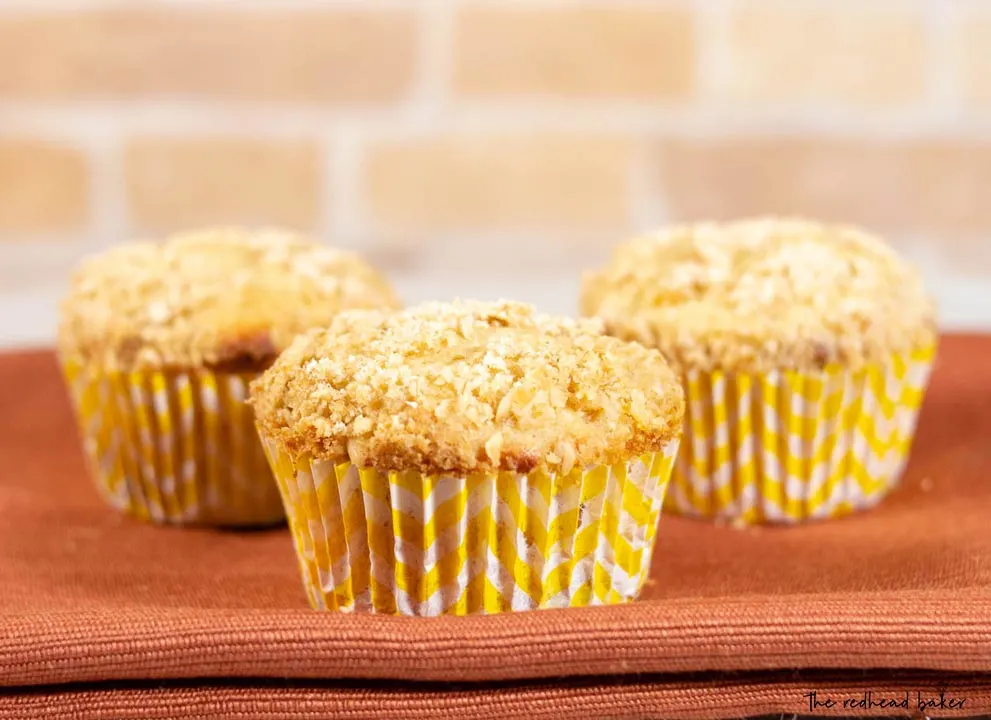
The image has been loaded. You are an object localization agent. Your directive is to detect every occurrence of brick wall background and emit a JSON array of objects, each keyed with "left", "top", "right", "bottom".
[{"left": 2, "top": 0, "right": 990, "bottom": 347}]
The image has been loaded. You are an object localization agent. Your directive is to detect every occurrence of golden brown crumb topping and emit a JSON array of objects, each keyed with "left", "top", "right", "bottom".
[
  {"left": 57, "top": 227, "right": 401, "bottom": 370},
  {"left": 251, "top": 300, "right": 684, "bottom": 475},
  {"left": 581, "top": 218, "right": 937, "bottom": 373}
]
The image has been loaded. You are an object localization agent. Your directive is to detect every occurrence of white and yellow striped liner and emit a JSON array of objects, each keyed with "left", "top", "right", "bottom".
[
  {"left": 62, "top": 360, "right": 284, "bottom": 526},
  {"left": 666, "top": 344, "right": 936, "bottom": 524},
  {"left": 260, "top": 437, "right": 679, "bottom": 615}
]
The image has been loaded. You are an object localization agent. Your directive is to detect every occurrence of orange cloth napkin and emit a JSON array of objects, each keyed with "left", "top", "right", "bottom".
[{"left": 1, "top": 338, "right": 990, "bottom": 719}]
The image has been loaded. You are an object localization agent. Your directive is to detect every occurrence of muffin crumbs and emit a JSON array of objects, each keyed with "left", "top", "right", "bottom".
[
  {"left": 57, "top": 227, "right": 401, "bottom": 370},
  {"left": 581, "top": 218, "right": 937, "bottom": 374},
  {"left": 251, "top": 300, "right": 685, "bottom": 476}
]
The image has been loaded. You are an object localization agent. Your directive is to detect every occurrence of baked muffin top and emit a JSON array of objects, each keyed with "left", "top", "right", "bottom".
[
  {"left": 58, "top": 227, "right": 401, "bottom": 371},
  {"left": 251, "top": 300, "right": 684, "bottom": 476},
  {"left": 580, "top": 218, "right": 936, "bottom": 374}
]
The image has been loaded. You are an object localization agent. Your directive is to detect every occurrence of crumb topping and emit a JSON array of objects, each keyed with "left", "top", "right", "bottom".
[
  {"left": 580, "top": 218, "right": 937, "bottom": 373},
  {"left": 251, "top": 300, "right": 684, "bottom": 475},
  {"left": 57, "top": 227, "right": 401, "bottom": 370}
]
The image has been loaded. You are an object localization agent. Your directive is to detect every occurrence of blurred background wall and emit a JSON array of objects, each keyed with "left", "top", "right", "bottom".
[{"left": 1, "top": 0, "right": 990, "bottom": 347}]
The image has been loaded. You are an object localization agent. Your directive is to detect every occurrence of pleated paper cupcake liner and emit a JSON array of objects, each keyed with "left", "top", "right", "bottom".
[
  {"left": 260, "top": 437, "right": 680, "bottom": 616},
  {"left": 62, "top": 361, "right": 284, "bottom": 527},
  {"left": 665, "top": 344, "right": 936, "bottom": 524}
]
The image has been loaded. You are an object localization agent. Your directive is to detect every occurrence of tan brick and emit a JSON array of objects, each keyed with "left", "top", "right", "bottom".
[
  {"left": 724, "top": 4, "right": 927, "bottom": 107},
  {"left": 955, "top": 11, "right": 991, "bottom": 110},
  {"left": 365, "top": 134, "right": 632, "bottom": 234},
  {"left": 125, "top": 138, "right": 321, "bottom": 232},
  {"left": 0, "top": 9, "right": 414, "bottom": 103},
  {"left": 0, "top": 140, "right": 88, "bottom": 233},
  {"left": 651, "top": 137, "right": 991, "bottom": 271},
  {"left": 454, "top": 7, "right": 693, "bottom": 100}
]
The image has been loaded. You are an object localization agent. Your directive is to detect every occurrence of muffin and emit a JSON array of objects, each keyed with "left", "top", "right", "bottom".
[
  {"left": 581, "top": 218, "right": 937, "bottom": 524},
  {"left": 58, "top": 227, "right": 400, "bottom": 527},
  {"left": 251, "top": 300, "right": 684, "bottom": 615}
]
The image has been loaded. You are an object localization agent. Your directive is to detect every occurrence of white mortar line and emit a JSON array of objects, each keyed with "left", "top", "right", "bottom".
[
  {"left": 0, "top": 0, "right": 693, "bottom": 11},
  {"left": 692, "top": 0, "right": 732, "bottom": 107},
  {"left": 86, "top": 134, "right": 127, "bottom": 248},
  {"left": 6, "top": 101, "right": 991, "bottom": 139},
  {"left": 925, "top": 0, "right": 963, "bottom": 124},
  {"left": 412, "top": 0, "right": 453, "bottom": 119},
  {"left": 325, "top": 128, "right": 362, "bottom": 245},
  {"left": 627, "top": 145, "right": 668, "bottom": 232},
  {"left": 0, "top": 0, "right": 423, "bottom": 13}
]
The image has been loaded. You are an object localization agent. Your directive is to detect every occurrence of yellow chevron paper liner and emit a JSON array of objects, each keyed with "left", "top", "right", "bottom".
[
  {"left": 260, "top": 437, "right": 679, "bottom": 615},
  {"left": 61, "top": 361, "right": 284, "bottom": 526},
  {"left": 665, "top": 344, "right": 936, "bottom": 524}
]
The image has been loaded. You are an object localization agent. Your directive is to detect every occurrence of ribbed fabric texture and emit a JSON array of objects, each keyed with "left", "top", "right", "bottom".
[
  {"left": 3, "top": 674, "right": 991, "bottom": 720},
  {"left": 2, "top": 339, "right": 990, "bottom": 718}
]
